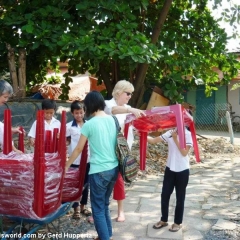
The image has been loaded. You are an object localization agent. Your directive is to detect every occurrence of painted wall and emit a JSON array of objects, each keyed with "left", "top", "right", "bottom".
[
  {"left": 228, "top": 80, "right": 240, "bottom": 117},
  {"left": 185, "top": 85, "right": 228, "bottom": 124}
]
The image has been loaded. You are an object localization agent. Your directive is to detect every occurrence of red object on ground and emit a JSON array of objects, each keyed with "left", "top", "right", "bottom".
[
  {"left": 3, "top": 109, "right": 12, "bottom": 155},
  {"left": 18, "top": 126, "right": 24, "bottom": 153},
  {"left": 0, "top": 109, "right": 88, "bottom": 218},
  {"left": 125, "top": 104, "right": 200, "bottom": 170}
]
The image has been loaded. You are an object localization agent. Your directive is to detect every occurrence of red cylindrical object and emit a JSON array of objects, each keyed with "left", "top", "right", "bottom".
[
  {"left": 52, "top": 128, "right": 59, "bottom": 153},
  {"left": 189, "top": 122, "right": 200, "bottom": 163},
  {"left": 139, "top": 131, "right": 147, "bottom": 170},
  {"left": 124, "top": 122, "right": 130, "bottom": 139},
  {"left": 3, "top": 109, "right": 12, "bottom": 155},
  {"left": 33, "top": 110, "right": 45, "bottom": 217},
  {"left": 18, "top": 126, "right": 24, "bottom": 153},
  {"left": 45, "top": 130, "right": 52, "bottom": 153}
]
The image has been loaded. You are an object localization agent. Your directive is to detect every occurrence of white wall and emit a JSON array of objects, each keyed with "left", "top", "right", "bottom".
[{"left": 228, "top": 81, "right": 240, "bottom": 116}]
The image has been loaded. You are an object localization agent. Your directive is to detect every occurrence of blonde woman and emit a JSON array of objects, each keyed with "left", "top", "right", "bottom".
[{"left": 104, "top": 80, "right": 145, "bottom": 222}]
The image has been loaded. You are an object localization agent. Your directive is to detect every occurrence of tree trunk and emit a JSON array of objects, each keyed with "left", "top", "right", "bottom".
[
  {"left": 6, "top": 43, "right": 18, "bottom": 94},
  {"left": 99, "top": 62, "right": 114, "bottom": 99},
  {"left": 18, "top": 48, "right": 26, "bottom": 97},
  {"left": 131, "top": 0, "right": 173, "bottom": 108}
]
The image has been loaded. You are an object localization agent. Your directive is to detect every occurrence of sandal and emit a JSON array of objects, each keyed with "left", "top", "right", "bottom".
[
  {"left": 153, "top": 221, "right": 168, "bottom": 229},
  {"left": 72, "top": 211, "right": 81, "bottom": 220},
  {"left": 169, "top": 223, "right": 182, "bottom": 232},
  {"left": 81, "top": 208, "right": 92, "bottom": 217}
]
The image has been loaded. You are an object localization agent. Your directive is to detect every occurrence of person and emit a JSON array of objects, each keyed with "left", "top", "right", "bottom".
[
  {"left": 0, "top": 123, "right": 23, "bottom": 154},
  {"left": 66, "top": 91, "right": 118, "bottom": 240},
  {"left": 104, "top": 80, "right": 145, "bottom": 222},
  {"left": 28, "top": 99, "right": 60, "bottom": 146},
  {"left": 66, "top": 100, "right": 92, "bottom": 222},
  {"left": 0, "top": 79, "right": 24, "bottom": 153},
  {"left": 147, "top": 127, "right": 193, "bottom": 232}
]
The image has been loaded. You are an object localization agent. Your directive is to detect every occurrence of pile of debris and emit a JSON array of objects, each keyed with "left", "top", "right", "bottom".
[{"left": 131, "top": 136, "right": 240, "bottom": 176}]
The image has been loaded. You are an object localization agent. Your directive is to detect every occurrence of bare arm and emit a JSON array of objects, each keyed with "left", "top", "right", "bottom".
[
  {"left": 12, "top": 127, "right": 25, "bottom": 134},
  {"left": 172, "top": 131, "right": 191, "bottom": 156},
  {"left": 12, "top": 145, "right": 23, "bottom": 154},
  {"left": 66, "top": 134, "right": 87, "bottom": 170},
  {"left": 111, "top": 106, "right": 145, "bottom": 118},
  {"left": 147, "top": 135, "right": 163, "bottom": 144}
]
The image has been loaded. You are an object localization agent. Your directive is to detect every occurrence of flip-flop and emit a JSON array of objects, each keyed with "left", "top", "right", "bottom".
[
  {"left": 169, "top": 223, "right": 182, "bottom": 232},
  {"left": 81, "top": 209, "right": 92, "bottom": 217},
  {"left": 153, "top": 221, "right": 168, "bottom": 229},
  {"left": 72, "top": 211, "right": 81, "bottom": 220}
]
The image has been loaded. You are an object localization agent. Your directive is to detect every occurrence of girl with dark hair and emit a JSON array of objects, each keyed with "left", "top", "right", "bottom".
[
  {"left": 147, "top": 128, "right": 193, "bottom": 232},
  {"left": 66, "top": 91, "right": 118, "bottom": 240}
]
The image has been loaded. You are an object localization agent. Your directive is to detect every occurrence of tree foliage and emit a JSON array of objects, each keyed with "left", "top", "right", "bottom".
[{"left": 0, "top": 0, "right": 239, "bottom": 106}]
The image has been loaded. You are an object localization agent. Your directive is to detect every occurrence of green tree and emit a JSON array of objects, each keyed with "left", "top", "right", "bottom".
[{"left": 0, "top": 0, "right": 239, "bottom": 106}]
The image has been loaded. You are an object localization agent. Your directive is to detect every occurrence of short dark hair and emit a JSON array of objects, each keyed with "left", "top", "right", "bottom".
[
  {"left": 42, "top": 99, "right": 57, "bottom": 110},
  {"left": 84, "top": 91, "right": 105, "bottom": 117},
  {"left": 70, "top": 100, "right": 85, "bottom": 113}
]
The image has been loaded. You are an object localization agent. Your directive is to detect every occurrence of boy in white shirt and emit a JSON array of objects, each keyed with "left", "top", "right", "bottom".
[
  {"left": 147, "top": 127, "right": 193, "bottom": 232},
  {"left": 66, "top": 100, "right": 92, "bottom": 221},
  {"left": 28, "top": 99, "right": 60, "bottom": 146}
]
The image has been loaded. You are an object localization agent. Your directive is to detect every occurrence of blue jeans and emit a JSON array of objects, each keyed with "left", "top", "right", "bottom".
[{"left": 89, "top": 166, "right": 118, "bottom": 240}]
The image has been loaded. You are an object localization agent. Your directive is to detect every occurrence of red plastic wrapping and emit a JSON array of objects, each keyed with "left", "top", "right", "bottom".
[
  {"left": 0, "top": 109, "right": 88, "bottom": 220},
  {"left": 0, "top": 110, "right": 67, "bottom": 219},
  {"left": 125, "top": 104, "right": 200, "bottom": 170},
  {"left": 62, "top": 142, "right": 88, "bottom": 202}
]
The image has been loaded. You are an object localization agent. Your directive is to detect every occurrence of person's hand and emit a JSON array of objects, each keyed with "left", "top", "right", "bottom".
[
  {"left": 65, "top": 162, "right": 70, "bottom": 172},
  {"left": 171, "top": 129, "right": 178, "bottom": 140},
  {"left": 12, "top": 127, "right": 26, "bottom": 135},
  {"left": 129, "top": 108, "right": 146, "bottom": 118},
  {"left": 29, "top": 137, "right": 35, "bottom": 146}
]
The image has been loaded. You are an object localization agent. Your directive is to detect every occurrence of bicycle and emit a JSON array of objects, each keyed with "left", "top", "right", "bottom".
[
  {"left": 217, "top": 109, "right": 240, "bottom": 132},
  {"left": 230, "top": 111, "right": 240, "bottom": 132}
]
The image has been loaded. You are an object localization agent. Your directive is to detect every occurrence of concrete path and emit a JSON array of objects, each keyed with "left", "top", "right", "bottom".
[{"left": 110, "top": 155, "right": 240, "bottom": 239}]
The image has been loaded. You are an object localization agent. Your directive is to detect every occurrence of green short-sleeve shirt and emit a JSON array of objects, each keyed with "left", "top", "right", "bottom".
[{"left": 81, "top": 115, "right": 118, "bottom": 174}]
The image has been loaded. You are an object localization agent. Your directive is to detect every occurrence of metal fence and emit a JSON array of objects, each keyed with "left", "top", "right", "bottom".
[
  {"left": 0, "top": 99, "right": 72, "bottom": 134},
  {"left": 193, "top": 102, "right": 240, "bottom": 132}
]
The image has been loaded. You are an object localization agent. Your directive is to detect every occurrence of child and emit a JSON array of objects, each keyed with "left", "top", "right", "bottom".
[
  {"left": 66, "top": 91, "right": 118, "bottom": 240},
  {"left": 147, "top": 127, "right": 193, "bottom": 232},
  {"left": 28, "top": 99, "right": 60, "bottom": 146},
  {"left": 66, "top": 100, "right": 92, "bottom": 221}
]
